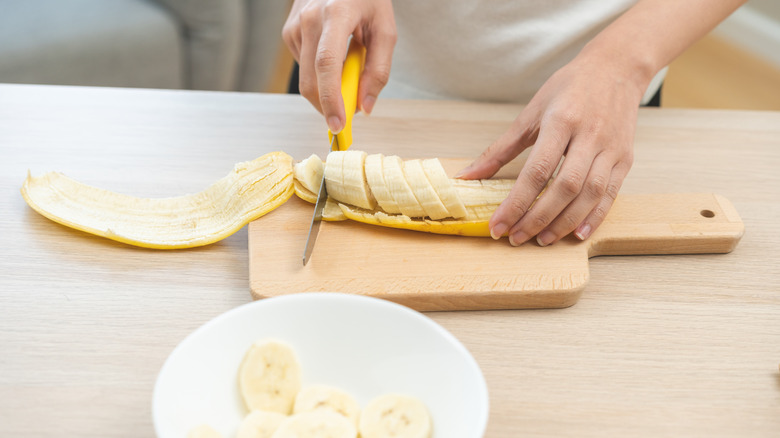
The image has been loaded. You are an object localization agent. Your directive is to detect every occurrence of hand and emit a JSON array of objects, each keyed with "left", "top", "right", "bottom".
[
  {"left": 282, "top": 0, "right": 397, "bottom": 133},
  {"left": 457, "top": 51, "right": 647, "bottom": 246}
]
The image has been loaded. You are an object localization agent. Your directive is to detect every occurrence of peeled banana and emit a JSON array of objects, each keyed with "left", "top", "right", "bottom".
[
  {"left": 238, "top": 340, "right": 302, "bottom": 415},
  {"left": 20, "top": 152, "right": 294, "bottom": 249},
  {"left": 295, "top": 151, "right": 514, "bottom": 237},
  {"left": 359, "top": 394, "right": 432, "bottom": 438}
]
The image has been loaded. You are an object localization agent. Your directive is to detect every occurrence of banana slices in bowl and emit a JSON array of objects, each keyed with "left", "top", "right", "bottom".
[{"left": 153, "top": 293, "right": 488, "bottom": 438}]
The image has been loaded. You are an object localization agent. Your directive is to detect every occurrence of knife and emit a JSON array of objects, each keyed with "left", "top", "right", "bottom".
[{"left": 302, "top": 39, "right": 365, "bottom": 266}]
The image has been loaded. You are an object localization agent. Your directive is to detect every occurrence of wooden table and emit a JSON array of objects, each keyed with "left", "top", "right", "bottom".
[{"left": 1, "top": 84, "right": 778, "bottom": 437}]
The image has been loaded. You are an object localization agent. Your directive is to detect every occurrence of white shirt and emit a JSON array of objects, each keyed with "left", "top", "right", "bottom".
[{"left": 384, "top": 0, "right": 666, "bottom": 105}]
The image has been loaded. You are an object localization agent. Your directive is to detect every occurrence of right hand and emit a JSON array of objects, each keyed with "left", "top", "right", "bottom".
[{"left": 282, "top": 0, "right": 397, "bottom": 133}]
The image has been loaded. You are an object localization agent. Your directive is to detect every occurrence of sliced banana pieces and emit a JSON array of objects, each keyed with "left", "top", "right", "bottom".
[
  {"left": 238, "top": 340, "right": 302, "bottom": 414},
  {"left": 359, "top": 394, "right": 432, "bottom": 438},
  {"left": 294, "top": 150, "right": 515, "bottom": 236},
  {"left": 236, "top": 410, "right": 287, "bottom": 438},
  {"left": 21, "top": 151, "right": 294, "bottom": 249},
  {"left": 187, "top": 424, "right": 222, "bottom": 438},
  {"left": 293, "top": 385, "right": 361, "bottom": 427},
  {"left": 324, "top": 150, "right": 376, "bottom": 210},
  {"left": 190, "top": 340, "right": 433, "bottom": 438},
  {"left": 272, "top": 411, "right": 357, "bottom": 438}
]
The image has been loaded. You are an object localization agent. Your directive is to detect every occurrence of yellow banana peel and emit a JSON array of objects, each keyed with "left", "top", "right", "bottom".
[{"left": 21, "top": 152, "right": 294, "bottom": 249}]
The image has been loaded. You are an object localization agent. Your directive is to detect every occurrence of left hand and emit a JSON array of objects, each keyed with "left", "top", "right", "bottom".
[{"left": 456, "top": 51, "right": 647, "bottom": 246}]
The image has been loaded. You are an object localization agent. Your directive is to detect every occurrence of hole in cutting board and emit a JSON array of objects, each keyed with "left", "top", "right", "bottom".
[{"left": 700, "top": 209, "right": 715, "bottom": 218}]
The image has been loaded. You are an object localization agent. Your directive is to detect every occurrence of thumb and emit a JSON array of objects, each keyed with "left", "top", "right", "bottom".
[{"left": 456, "top": 121, "right": 535, "bottom": 180}]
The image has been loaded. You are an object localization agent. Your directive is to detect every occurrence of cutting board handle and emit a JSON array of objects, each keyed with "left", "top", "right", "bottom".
[{"left": 587, "top": 193, "right": 744, "bottom": 258}]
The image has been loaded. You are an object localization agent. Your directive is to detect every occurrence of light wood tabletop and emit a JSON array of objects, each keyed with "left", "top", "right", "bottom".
[{"left": 1, "top": 84, "right": 778, "bottom": 437}]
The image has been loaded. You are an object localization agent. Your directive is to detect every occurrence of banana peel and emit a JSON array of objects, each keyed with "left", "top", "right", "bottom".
[{"left": 21, "top": 152, "right": 294, "bottom": 249}]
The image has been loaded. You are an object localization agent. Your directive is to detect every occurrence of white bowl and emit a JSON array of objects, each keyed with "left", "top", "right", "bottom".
[{"left": 153, "top": 292, "right": 489, "bottom": 438}]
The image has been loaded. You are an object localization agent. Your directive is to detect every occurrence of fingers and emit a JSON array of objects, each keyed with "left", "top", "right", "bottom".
[
  {"left": 572, "top": 159, "right": 631, "bottom": 242},
  {"left": 359, "top": 4, "right": 396, "bottom": 114},
  {"left": 533, "top": 150, "right": 618, "bottom": 246},
  {"left": 500, "top": 140, "right": 632, "bottom": 247},
  {"left": 282, "top": 0, "right": 397, "bottom": 130},
  {"left": 455, "top": 116, "right": 539, "bottom": 180},
  {"left": 281, "top": 0, "right": 307, "bottom": 61},
  {"left": 487, "top": 116, "right": 570, "bottom": 240},
  {"left": 298, "top": 4, "right": 325, "bottom": 113}
]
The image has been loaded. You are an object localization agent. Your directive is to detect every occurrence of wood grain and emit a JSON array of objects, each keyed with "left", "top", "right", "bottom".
[
  {"left": 0, "top": 84, "right": 778, "bottom": 437},
  {"left": 250, "top": 181, "right": 744, "bottom": 310}
]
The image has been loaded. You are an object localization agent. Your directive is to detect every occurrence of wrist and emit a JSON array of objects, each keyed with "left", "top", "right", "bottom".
[{"left": 575, "top": 38, "right": 659, "bottom": 103}]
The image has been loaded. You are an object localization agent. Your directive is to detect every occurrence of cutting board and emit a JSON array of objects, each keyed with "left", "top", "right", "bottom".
[{"left": 248, "top": 160, "right": 744, "bottom": 311}]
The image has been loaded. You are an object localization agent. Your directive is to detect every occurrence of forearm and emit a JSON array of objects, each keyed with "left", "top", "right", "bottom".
[{"left": 579, "top": 0, "right": 748, "bottom": 93}]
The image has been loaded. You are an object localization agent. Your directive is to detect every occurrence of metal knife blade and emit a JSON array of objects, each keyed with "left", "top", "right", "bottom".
[
  {"left": 301, "top": 39, "right": 365, "bottom": 266},
  {"left": 302, "top": 135, "right": 338, "bottom": 265}
]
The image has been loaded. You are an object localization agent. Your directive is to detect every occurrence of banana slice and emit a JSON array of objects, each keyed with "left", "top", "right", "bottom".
[
  {"left": 359, "top": 394, "right": 432, "bottom": 438},
  {"left": 403, "top": 159, "right": 450, "bottom": 220},
  {"left": 238, "top": 340, "right": 302, "bottom": 415},
  {"left": 187, "top": 424, "right": 222, "bottom": 438},
  {"left": 236, "top": 410, "right": 287, "bottom": 438},
  {"left": 382, "top": 155, "right": 426, "bottom": 218},
  {"left": 452, "top": 179, "right": 513, "bottom": 206},
  {"left": 340, "top": 150, "right": 377, "bottom": 210},
  {"left": 294, "top": 154, "right": 324, "bottom": 194},
  {"left": 271, "top": 411, "right": 357, "bottom": 438},
  {"left": 421, "top": 159, "right": 467, "bottom": 219},
  {"left": 293, "top": 385, "right": 360, "bottom": 427},
  {"left": 323, "top": 150, "right": 346, "bottom": 204},
  {"left": 364, "top": 154, "right": 401, "bottom": 214}
]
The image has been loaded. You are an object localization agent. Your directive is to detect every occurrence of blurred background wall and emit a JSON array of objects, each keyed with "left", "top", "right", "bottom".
[{"left": 0, "top": 0, "right": 777, "bottom": 110}]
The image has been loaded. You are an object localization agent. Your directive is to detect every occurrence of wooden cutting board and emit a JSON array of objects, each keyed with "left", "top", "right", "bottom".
[{"left": 248, "top": 160, "right": 744, "bottom": 311}]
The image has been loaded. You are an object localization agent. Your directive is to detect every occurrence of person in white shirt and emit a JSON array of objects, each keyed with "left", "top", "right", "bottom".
[{"left": 282, "top": 0, "right": 746, "bottom": 247}]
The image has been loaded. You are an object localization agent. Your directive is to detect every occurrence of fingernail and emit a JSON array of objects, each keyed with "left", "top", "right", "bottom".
[
  {"left": 508, "top": 231, "right": 528, "bottom": 247},
  {"left": 536, "top": 230, "right": 555, "bottom": 247},
  {"left": 574, "top": 223, "right": 592, "bottom": 240},
  {"left": 362, "top": 95, "right": 376, "bottom": 115},
  {"left": 328, "top": 116, "right": 343, "bottom": 134},
  {"left": 490, "top": 223, "right": 508, "bottom": 240},
  {"left": 454, "top": 164, "right": 474, "bottom": 179}
]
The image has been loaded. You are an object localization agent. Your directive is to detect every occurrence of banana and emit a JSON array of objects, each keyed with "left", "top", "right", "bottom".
[
  {"left": 293, "top": 385, "right": 360, "bottom": 427},
  {"left": 324, "top": 151, "right": 376, "bottom": 210},
  {"left": 364, "top": 154, "right": 401, "bottom": 214},
  {"left": 294, "top": 154, "right": 324, "bottom": 194},
  {"left": 236, "top": 410, "right": 287, "bottom": 438},
  {"left": 382, "top": 155, "right": 426, "bottom": 218},
  {"left": 20, "top": 151, "right": 294, "bottom": 249},
  {"left": 420, "top": 158, "right": 467, "bottom": 219},
  {"left": 187, "top": 424, "right": 222, "bottom": 438},
  {"left": 341, "top": 150, "right": 377, "bottom": 210},
  {"left": 323, "top": 150, "right": 346, "bottom": 204},
  {"left": 238, "top": 340, "right": 302, "bottom": 415},
  {"left": 403, "top": 159, "right": 450, "bottom": 220},
  {"left": 294, "top": 151, "right": 517, "bottom": 234},
  {"left": 271, "top": 411, "right": 357, "bottom": 438},
  {"left": 452, "top": 179, "right": 513, "bottom": 206},
  {"left": 358, "top": 394, "right": 432, "bottom": 438}
]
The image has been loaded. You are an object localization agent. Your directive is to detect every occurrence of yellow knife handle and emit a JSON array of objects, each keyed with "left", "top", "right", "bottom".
[{"left": 328, "top": 39, "right": 365, "bottom": 151}]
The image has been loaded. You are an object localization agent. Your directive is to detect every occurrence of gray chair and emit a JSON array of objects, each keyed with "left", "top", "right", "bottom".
[{"left": 0, "top": 0, "right": 290, "bottom": 92}]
